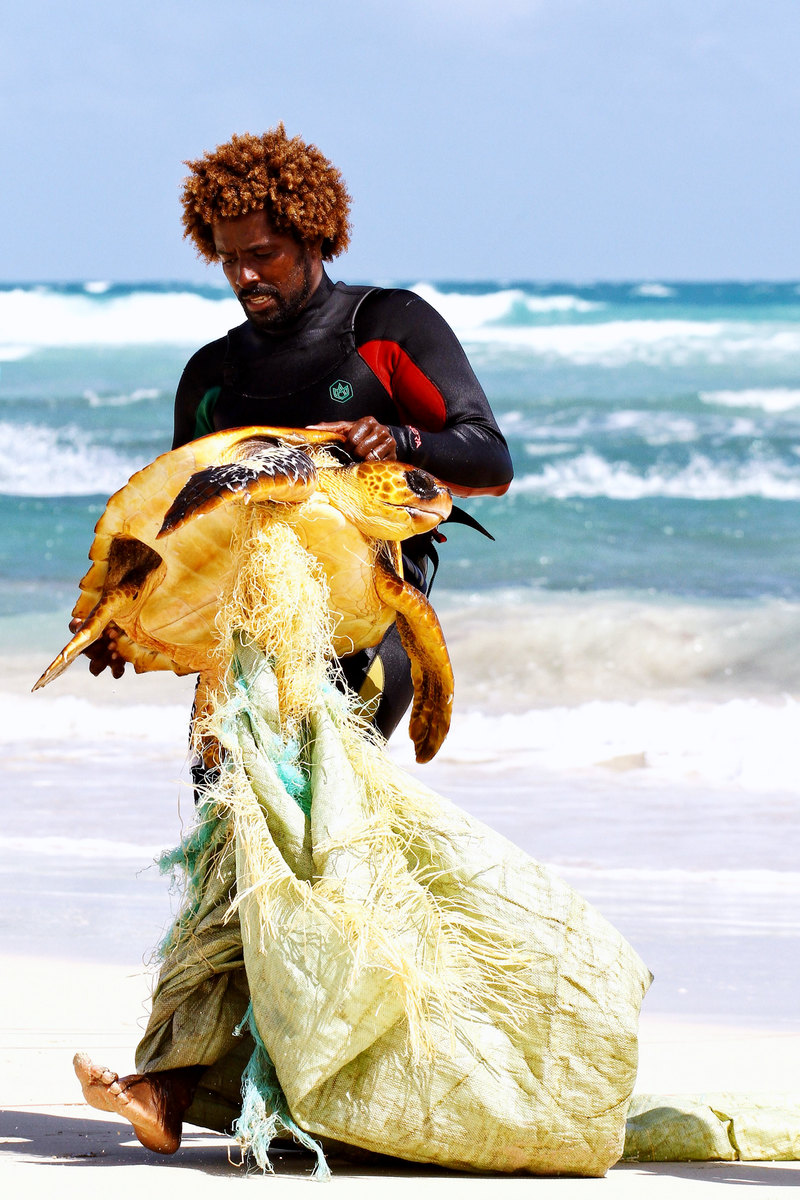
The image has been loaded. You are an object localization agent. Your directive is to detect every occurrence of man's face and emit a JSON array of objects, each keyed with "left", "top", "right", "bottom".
[{"left": 212, "top": 210, "right": 323, "bottom": 331}]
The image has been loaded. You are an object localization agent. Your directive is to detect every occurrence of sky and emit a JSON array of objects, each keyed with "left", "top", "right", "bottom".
[{"left": 3, "top": 0, "right": 800, "bottom": 282}]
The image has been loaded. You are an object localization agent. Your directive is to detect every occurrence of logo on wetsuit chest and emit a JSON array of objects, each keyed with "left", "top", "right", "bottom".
[{"left": 329, "top": 379, "right": 353, "bottom": 403}]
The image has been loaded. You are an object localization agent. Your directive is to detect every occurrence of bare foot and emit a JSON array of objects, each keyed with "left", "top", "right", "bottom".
[{"left": 73, "top": 1052, "right": 195, "bottom": 1154}]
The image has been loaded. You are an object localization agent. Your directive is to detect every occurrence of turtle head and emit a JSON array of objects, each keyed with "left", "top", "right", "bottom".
[{"left": 324, "top": 462, "right": 452, "bottom": 540}]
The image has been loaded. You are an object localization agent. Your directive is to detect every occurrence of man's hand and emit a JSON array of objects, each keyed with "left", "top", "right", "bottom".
[
  {"left": 310, "top": 417, "right": 397, "bottom": 462},
  {"left": 69, "top": 617, "right": 127, "bottom": 679}
]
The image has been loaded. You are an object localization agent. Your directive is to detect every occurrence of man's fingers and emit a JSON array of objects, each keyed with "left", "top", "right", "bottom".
[
  {"left": 69, "top": 619, "right": 125, "bottom": 678},
  {"left": 308, "top": 421, "right": 350, "bottom": 433},
  {"left": 89, "top": 647, "right": 125, "bottom": 678},
  {"left": 307, "top": 418, "right": 396, "bottom": 460},
  {"left": 347, "top": 418, "right": 397, "bottom": 461},
  {"left": 354, "top": 433, "right": 397, "bottom": 461}
]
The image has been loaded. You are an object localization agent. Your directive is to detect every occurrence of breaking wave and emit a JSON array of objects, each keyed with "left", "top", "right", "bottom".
[
  {"left": 0, "top": 689, "right": 187, "bottom": 744},
  {"left": 0, "top": 286, "right": 240, "bottom": 348},
  {"left": 435, "top": 593, "right": 800, "bottom": 706},
  {"left": 699, "top": 388, "right": 800, "bottom": 412},
  {"left": 513, "top": 451, "right": 800, "bottom": 500},
  {"left": 0, "top": 421, "right": 140, "bottom": 496},
  {"left": 3, "top": 284, "right": 800, "bottom": 372}
]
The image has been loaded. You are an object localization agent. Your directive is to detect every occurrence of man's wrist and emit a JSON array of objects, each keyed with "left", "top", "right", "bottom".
[{"left": 387, "top": 424, "right": 419, "bottom": 462}]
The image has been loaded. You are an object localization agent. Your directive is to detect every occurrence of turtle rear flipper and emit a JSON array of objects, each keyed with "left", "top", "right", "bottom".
[
  {"left": 32, "top": 596, "right": 126, "bottom": 691},
  {"left": 33, "top": 537, "right": 165, "bottom": 691},
  {"left": 373, "top": 559, "right": 454, "bottom": 763}
]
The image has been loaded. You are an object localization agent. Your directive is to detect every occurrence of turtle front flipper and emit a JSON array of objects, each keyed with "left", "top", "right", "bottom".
[
  {"left": 373, "top": 556, "right": 454, "bottom": 763},
  {"left": 158, "top": 443, "right": 318, "bottom": 537}
]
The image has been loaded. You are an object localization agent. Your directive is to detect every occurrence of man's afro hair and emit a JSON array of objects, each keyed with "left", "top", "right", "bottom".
[{"left": 180, "top": 124, "right": 351, "bottom": 262}]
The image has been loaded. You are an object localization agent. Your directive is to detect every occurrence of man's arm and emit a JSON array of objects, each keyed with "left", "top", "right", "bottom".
[
  {"left": 353, "top": 290, "right": 513, "bottom": 494},
  {"left": 172, "top": 338, "right": 227, "bottom": 450}
]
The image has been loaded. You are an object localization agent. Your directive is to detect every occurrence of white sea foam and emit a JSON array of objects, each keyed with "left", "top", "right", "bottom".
[
  {"left": 8, "top": 592, "right": 800, "bottom": 793},
  {"left": 516, "top": 411, "right": 703, "bottom": 444},
  {"left": 418, "top": 301, "right": 800, "bottom": 365},
  {"left": 513, "top": 450, "right": 800, "bottom": 499},
  {"left": 0, "top": 834, "right": 164, "bottom": 860},
  {"left": 439, "top": 594, "right": 800, "bottom": 707},
  {"left": 0, "top": 691, "right": 187, "bottom": 744},
  {"left": 3, "top": 285, "right": 799, "bottom": 371},
  {"left": 699, "top": 388, "right": 800, "bottom": 412},
  {"left": 0, "top": 346, "right": 33, "bottom": 361},
  {"left": 84, "top": 387, "right": 161, "bottom": 407},
  {"left": 631, "top": 283, "right": 677, "bottom": 299},
  {"left": 399, "top": 696, "right": 800, "bottom": 792},
  {"left": 10, "top": 685, "right": 800, "bottom": 794},
  {"left": 522, "top": 295, "right": 602, "bottom": 314},
  {"left": 513, "top": 409, "right": 760, "bottom": 446},
  {"left": 411, "top": 284, "right": 602, "bottom": 329},
  {"left": 523, "top": 442, "right": 575, "bottom": 457},
  {"left": 0, "top": 287, "right": 240, "bottom": 348},
  {"left": 602, "top": 410, "right": 701, "bottom": 445},
  {"left": 0, "top": 421, "right": 140, "bottom": 496}
]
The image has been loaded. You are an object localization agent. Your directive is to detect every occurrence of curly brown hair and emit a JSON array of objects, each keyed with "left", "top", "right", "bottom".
[{"left": 180, "top": 124, "right": 352, "bottom": 262}]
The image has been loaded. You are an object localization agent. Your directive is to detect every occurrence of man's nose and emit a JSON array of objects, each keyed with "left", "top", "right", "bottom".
[{"left": 236, "top": 260, "right": 261, "bottom": 288}]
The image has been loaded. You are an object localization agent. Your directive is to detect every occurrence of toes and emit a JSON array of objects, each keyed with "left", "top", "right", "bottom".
[
  {"left": 110, "top": 1081, "right": 131, "bottom": 1106},
  {"left": 88, "top": 1064, "right": 118, "bottom": 1087},
  {"left": 74, "top": 1052, "right": 105, "bottom": 1085},
  {"left": 73, "top": 1052, "right": 123, "bottom": 1098},
  {"left": 73, "top": 1051, "right": 92, "bottom": 1075}
]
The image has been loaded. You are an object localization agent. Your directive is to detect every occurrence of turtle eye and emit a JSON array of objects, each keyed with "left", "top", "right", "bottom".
[{"left": 404, "top": 469, "right": 438, "bottom": 499}]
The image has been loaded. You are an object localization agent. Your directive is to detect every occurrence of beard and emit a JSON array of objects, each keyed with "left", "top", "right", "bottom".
[{"left": 238, "top": 254, "right": 316, "bottom": 331}]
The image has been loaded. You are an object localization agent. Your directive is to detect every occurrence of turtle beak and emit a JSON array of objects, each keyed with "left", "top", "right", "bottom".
[{"left": 401, "top": 469, "right": 452, "bottom": 527}]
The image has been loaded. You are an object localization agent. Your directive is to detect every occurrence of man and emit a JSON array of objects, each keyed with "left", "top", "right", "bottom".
[{"left": 74, "top": 125, "right": 513, "bottom": 1153}]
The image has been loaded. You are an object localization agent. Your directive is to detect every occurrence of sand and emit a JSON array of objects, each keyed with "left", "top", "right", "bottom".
[
  {"left": 3, "top": 654, "right": 799, "bottom": 1192},
  {"left": 2, "top": 957, "right": 799, "bottom": 1194}
]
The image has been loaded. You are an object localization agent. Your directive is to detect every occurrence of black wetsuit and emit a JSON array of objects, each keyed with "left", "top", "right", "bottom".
[{"left": 174, "top": 272, "right": 513, "bottom": 740}]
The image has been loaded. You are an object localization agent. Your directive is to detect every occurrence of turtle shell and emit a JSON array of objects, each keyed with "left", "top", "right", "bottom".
[
  {"left": 40, "top": 426, "right": 452, "bottom": 682},
  {"left": 72, "top": 428, "right": 330, "bottom": 675}
]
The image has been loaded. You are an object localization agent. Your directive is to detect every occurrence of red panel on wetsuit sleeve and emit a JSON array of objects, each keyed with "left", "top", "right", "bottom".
[{"left": 358, "top": 340, "right": 447, "bottom": 431}]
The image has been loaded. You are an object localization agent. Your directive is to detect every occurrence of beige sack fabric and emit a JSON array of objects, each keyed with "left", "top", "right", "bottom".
[
  {"left": 624, "top": 1094, "right": 800, "bottom": 1162},
  {"left": 140, "top": 635, "right": 651, "bottom": 1176}
]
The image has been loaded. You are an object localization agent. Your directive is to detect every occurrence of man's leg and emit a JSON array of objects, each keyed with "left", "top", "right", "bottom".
[
  {"left": 75, "top": 808, "right": 248, "bottom": 1152},
  {"left": 74, "top": 1057, "right": 204, "bottom": 1153}
]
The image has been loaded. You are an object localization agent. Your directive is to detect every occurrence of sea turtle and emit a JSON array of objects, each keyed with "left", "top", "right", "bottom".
[{"left": 33, "top": 426, "right": 455, "bottom": 761}]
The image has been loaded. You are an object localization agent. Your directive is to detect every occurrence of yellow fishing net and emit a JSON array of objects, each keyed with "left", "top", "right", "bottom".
[{"left": 137, "top": 503, "right": 653, "bottom": 1175}]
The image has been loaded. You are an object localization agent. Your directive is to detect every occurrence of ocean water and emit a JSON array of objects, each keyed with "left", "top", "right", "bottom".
[
  {"left": 4, "top": 279, "right": 800, "bottom": 1020},
  {"left": 6, "top": 279, "right": 800, "bottom": 779}
]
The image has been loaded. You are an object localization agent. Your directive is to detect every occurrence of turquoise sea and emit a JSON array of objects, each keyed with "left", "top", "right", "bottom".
[
  {"left": 5, "top": 280, "right": 800, "bottom": 606},
  {"left": 5, "top": 280, "right": 800, "bottom": 746}
]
